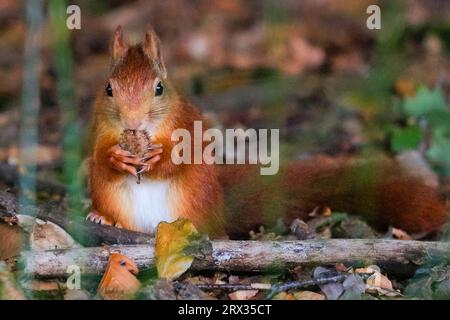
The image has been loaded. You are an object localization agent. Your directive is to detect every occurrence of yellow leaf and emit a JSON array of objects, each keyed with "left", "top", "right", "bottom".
[{"left": 155, "top": 219, "right": 210, "bottom": 280}]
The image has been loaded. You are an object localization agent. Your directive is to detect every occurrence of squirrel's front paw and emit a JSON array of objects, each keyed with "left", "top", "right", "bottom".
[
  {"left": 138, "top": 146, "right": 163, "bottom": 174},
  {"left": 107, "top": 144, "right": 142, "bottom": 177}
]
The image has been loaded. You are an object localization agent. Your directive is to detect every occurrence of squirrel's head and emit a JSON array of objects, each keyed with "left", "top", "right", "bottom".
[{"left": 99, "top": 25, "right": 170, "bottom": 132}]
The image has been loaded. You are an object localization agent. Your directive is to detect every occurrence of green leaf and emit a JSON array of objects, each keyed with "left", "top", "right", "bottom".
[
  {"left": 427, "top": 126, "right": 450, "bottom": 165},
  {"left": 390, "top": 125, "right": 422, "bottom": 152},
  {"left": 403, "top": 86, "right": 447, "bottom": 117},
  {"left": 424, "top": 109, "right": 450, "bottom": 128}
]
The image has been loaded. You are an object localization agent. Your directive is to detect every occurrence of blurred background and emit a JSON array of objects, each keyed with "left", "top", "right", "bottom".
[{"left": 1, "top": 0, "right": 450, "bottom": 201}]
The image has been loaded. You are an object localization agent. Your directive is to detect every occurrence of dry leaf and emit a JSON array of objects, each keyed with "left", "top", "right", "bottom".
[
  {"left": 366, "top": 286, "right": 402, "bottom": 297},
  {"left": 228, "top": 290, "right": 259, "bottom": 300},
  {"left": 335, "top": 263, "right": 348, "bottom": 272},
  {"left": 0, "top": 223, "right": 23, "bottom": 261},
  {"left": 64, "top": 289, "right": 91, "bottom": 300},
  {"left": 293, "top": 291, "right": 325, "bottom": 300},
  {"left": 0, "top": 262, "right": 26, "bottom": 300},
  {"left": 355, "top": 265, "right": 399, "bottom": 296},
  {"left": 30, "top": 219, "right": 80, "bottom": 251},
  {"left": 272, "top": 292, "right": 296, "bottom": 300},
  {"left": 355, "top": 265, "right": 381, "bottom": 274},
  {"left": 366, "top": 272, "right": 393, "bottom": 290},
  {"left": 391, "top": 227, "right": 413, "bottom": 240},
  {"left": 98, "top": 253, "right": 141, "bottom": 300},
  {"left": 22, "top": 280, "right": 61, "bottom": 292},
  {"left": 156, "top": 219, "right": 210, "bottom": 280}
]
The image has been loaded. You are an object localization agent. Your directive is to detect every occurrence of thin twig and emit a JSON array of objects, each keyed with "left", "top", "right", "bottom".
[
  {"left": 193, "top": 283, "right": 272, "bottom": 291},
  {"left": 179, "top": 274, "right": 348, "bottom": 296},
  {"left": 267, "top": 275, "right": 347, "bottom": 298},
  {"left": 181, "top": 272, "right": 375, "bottom": 299}
]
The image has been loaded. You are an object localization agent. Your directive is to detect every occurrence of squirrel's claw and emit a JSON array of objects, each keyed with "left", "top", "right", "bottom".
[
  {"left": 139, "top": 148, "right": 163, "bottom": 173},
  {"left": 86, "top": 211, "right": 115, "bottom": 226}
]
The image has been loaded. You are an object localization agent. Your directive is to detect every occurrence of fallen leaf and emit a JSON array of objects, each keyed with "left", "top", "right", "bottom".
[
  {"left": 174, "top": 282, "right": 216, "bottom": 300},
  {"left": 313, "top": 267, "right": 344, "bottom": 299},
  {"left": 293, "top": 291, "right": 325, "bottom": 300},
  {"left": 355, "top": 265, "right": 381, "bottom": 274},
  {"left": 335, "top": 263, "right": 348, "bottom": 273},
  {"left": 309, "top": 206, "right": 332, "bottom": 217},
  {"left": 64, "top": 289, "right": 91, "bottom": 300},
  {"left": 229, "top": 290, "right": 259, "bottom": 300},
  {"left": 272, "top": 292, "right": 296, "bottom": 300},
  {"left": 366, "top": 286, "right": 402, "bottom": 297},
  {"left": 30, "top": 219, "right": 81, "bottom": 251},
  {"left": 290, "top": 219, "right": 317, "bottom": 240},
  {"left": 0, "top": 223, "right": 23, "bottom": 261},
  {"left": 340, "top": 274, "right": 366, "bottom": 300},
  {"left": 0, "top": 262, "right": 26, "bottom": 300},
  {"left": 391, "top": 227, "right": 413, "bottom": 240},
  {"left": 155, "top": 219, "right": 211, "bottom": 280},
  {"left": 98, "top": 253, "right": 141, "bottom": 300},
  {"left": 22, "top": 280, "right": 61, "bottom": 292},
  {"left": 332, "top": 217, "right": 377, "bottom": 239},
  {"left": 138, "top": 279, "right": 177, "bottom": 300},
  {"left": 367, "top": 273, "right": 393, "bottom": 290}
]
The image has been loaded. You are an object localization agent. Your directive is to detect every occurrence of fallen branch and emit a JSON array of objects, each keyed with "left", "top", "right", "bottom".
[
  {"left": 21, "top": 239, "right": 450, "bottom": 277},
  {"left": 0, "top": 189, "right": 152, "bottom": 246}
]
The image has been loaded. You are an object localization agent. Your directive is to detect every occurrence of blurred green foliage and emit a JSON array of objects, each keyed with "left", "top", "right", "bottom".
[{"left": 391, "top": 86, "right": 450, "bottom": 176}]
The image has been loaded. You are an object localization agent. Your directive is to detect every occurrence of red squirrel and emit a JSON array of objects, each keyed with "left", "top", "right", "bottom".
[{"left": 86, "top": 26, "right": 449, "bottom": 238}]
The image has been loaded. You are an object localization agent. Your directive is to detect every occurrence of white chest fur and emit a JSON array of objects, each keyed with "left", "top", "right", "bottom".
[{"left": 123, "top": 177, "right": 174, "bottom": 234}]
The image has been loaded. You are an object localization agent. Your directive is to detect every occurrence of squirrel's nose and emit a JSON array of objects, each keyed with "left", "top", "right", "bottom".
[{"left": 124, "top": 119, "right": 142, "bottom": 130}]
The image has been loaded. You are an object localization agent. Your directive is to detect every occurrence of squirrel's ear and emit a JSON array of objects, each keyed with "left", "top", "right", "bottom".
[
  {"left": 111, "top": 25, "right": 128, "bottom": 61},
  {"left": 143, "top": 26, "right": 167, "bottom": 79}
]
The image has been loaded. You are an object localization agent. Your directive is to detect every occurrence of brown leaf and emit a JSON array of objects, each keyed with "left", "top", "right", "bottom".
[
  {"left": 293, "top": 291, "right": 325, "bottom": 300},
  {"left": 335, "top": 263, "right": 348, "bottom": 273},
  {"left": 30, "top": 219, "right": 80, "bottom": 251},
  {"left": 391, "top": 227, "right": 413, "bottom": 241},
  {"left": 228, "top": 290, "right": 259, "bottom": 300},
  {"left": 272, "top": 292, "right": 296, "bottom": 300},
  {"left": 366, "top": 272, "right": 393, "bottom": 291},
  {"left": 0, "top": 261, "right": 26, "bottom": 300},
  {"left": 98, "top": 253, "right": 141, "bottom": 300}
]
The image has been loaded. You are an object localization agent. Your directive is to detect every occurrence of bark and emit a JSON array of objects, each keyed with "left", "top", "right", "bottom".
[{"left": 21, "top": 239, "right": 450, "bottom": 277}]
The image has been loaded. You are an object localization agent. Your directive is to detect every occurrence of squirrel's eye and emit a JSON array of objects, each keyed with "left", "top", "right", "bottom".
[
  {"left": 155, "top": 81, "right": 163, "bottom": 96},
  {"left": 106, "top": 83, "right": 113, "bottom": 97}
]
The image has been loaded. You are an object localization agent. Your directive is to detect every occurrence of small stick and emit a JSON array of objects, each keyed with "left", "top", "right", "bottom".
[
  {"left": 185, "top": 272, "right": 375, "bottom": 299},
  {"left": 267, "top": 274, "right": 347, "bottom": 298},
  {"left": 178, "top": 274, "right": 348, "bottom": 296}
]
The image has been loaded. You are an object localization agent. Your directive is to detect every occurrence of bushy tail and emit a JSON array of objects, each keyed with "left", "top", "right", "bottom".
[{"left": 219, "top": 156, "right": 449, "bottom": 238}]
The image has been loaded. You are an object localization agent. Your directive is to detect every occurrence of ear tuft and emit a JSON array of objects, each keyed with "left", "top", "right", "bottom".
[
  {"left": 111, "top": 25, "right": 128, "bottom": 62},
  {"left": 143, "top": 25, "right": 167, "bottom": 78}
]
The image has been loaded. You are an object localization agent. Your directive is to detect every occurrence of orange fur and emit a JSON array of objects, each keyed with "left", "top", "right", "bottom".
[{"left": 88, "top": 27, "right": 449, "bottom": 239}]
